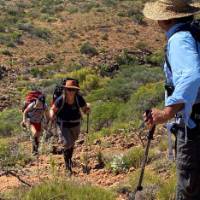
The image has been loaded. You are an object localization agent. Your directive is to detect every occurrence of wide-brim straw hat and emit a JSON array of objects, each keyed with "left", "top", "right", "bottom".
[
  {"left": 64, "top": 79, "right": 80, "bottom": 90},
  {"left": 143, "top": 0, "right": 200, "bottom": 21}
]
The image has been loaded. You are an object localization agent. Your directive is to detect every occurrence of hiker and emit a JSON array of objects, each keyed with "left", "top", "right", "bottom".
[
  {"left": 21, "top": 94, "right": 49, "bottom": 155},
  {"left": 49, "top": 79, "right": 90, "bottom": 175},
  {"left": 143, "top": 0, "right": 200, "bottom": 199}
]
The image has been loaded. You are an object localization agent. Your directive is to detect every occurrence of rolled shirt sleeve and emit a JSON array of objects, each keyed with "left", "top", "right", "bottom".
[{"left": 166, "top": 31, "right": 200, "bottom": 128}]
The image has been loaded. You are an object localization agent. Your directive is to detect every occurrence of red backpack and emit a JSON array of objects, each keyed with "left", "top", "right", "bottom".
[{"left": 22, "top": 91, "right": 43, "bottom": 112}]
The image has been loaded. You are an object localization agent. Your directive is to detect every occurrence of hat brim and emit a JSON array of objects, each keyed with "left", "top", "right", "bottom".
[
  {"left": 143, "top": 2, "right": 200, "bottom": 21},
  {"left": 64, "top": 86, "right": 80, "bottom": 90}
]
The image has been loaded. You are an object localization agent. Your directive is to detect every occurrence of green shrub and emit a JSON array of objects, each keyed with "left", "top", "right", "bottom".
[
  {"left": 13, "top": 180, "right": 115, "bottom": 200},
  {"left": 103, "top": 0, "right": 118, "bottom": 7},
  {"left": 18, "top": 23, "right": 52, "bottom": 41},
  {"left": 157, "top": 135, "right": 169, "bottom": 152},
  {"left": 118, "top": 7, "right": 144, "bottom": 24},
  {"left": 6, "top": 6, "right": 24, "bottom": 17},
  {"left": 129, "top": 169, "right": 163, "bottom": 200},
  {"left": 116, "top": 50, "right": 137, "bottom": 66},
  {"left": 123, "top": 146, "right": 144, "bottom": 169},
  {"left": 0, "top": 138, "right": 32, "bottom": 169},
  {"left": 104, "top": 65, "right": 163, "bottom": 102},
  {"left": 105, "top": 146, "right": 156, "bottom": 174},
  {"left": 135, "top": 41, "right": 147, "bottom": 50},
  {"left": 145, "top": 51, "right": 164, "bottom": 66},
  {"left": 80, "top": 42, "right": 98, "bottom": 56},
  {"left": 0, "top": 31, "right": 22, "bottom": 46},
  {"left": 118, "top": 82, "right": 164, "bottom": 122},
  {"left": 67, "top": 6, "right": 79, "bottom": 14},
  {"left": 0, "top": 108, "right": 21, "bottom": 136},
  {"left": 152, "top": 159, "right": 176, "bottom": 175},
  {"left": 29, "top": 67, "right": 45, "bottom": 78},
  {"left": 1, "top": 49, "right": 12, "bottom": 56},
  {"left": 80, "top": 2, "right": 100, "bottom": 13},
  {"left": 82, "top": 74, "right": 100, "bottom": 92},
  {"left": 157, "top": 175, "right": 176, "bottom": 200},
  {"left": 91, "top": 101, "right": 122, "bottom": 131}
]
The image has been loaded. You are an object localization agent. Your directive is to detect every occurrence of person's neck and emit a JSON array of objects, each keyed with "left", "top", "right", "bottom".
[{"left": 66, "top": 95, "right": 75, "bottom": 104}]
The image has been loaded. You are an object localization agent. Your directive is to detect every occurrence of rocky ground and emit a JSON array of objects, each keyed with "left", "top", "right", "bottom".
[{"left": 0, "top": 131, "right": 143, "bottom": 199}]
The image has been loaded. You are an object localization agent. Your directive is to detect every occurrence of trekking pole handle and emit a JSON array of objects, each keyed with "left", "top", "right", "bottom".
[{"left": 139, "top": 109, "right": 152, "bottom": 129}]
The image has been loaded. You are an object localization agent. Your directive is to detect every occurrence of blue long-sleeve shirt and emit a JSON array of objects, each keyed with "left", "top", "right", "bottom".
[{"left": 164, "top": 23, "right": 200, "bottom": 128}]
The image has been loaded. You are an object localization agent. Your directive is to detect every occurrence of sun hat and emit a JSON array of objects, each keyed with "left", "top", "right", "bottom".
[
  {"left": 64, "top": 79, "right": 80, "bottom": 90},
  {"left": 143, "top": 0, "right": 200, "bottom": 21}
]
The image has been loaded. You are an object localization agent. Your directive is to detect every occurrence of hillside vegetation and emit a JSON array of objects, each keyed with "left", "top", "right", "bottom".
[{"left": 0, "top": 0, "right": 179, "bottom": 200}]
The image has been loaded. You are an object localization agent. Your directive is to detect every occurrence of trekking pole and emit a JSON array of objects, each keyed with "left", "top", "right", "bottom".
[
  {"left": 83, "top": 113, "right": 90, "bottom": 174},
  {"left": 129, "top": 111, "right": 156, "bottom": 200},
  {"left": 86, "top": 113, "right": 89, "bottom": 134}
]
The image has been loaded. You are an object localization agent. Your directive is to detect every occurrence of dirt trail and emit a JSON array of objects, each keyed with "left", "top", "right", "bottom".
[{"left": 0, "top": 133, "right": 140, "bottom": 199}]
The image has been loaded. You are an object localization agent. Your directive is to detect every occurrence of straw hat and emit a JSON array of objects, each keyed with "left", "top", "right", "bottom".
[
  {"left": 64, "top": 79, "right": 80, "bottom": 90},
  {"left": 143, "top": 0, "right": 200, "bottom": 21}
]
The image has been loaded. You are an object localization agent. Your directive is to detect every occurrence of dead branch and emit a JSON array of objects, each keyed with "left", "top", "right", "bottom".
[{"left": 0, "top": 170, "right": 32, "bottom": 187}]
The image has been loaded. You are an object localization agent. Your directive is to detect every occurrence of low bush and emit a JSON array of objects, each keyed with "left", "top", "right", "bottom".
[
  {"left": 103, "top": 0, "right": 118, "bottom": 7},
  {"left": 157, "top": 175, "right": 176, "bottom": 200},
  {"left": 118, "top": 82, "right": 164, "bottom": 122},
  {"left": 91, "top": 101, "right": 122, "bottom": 131},
  {"left": 129, "top": 168, "right": 163, "bottom": 199},
  {"left": 29, "top": 67, "right": 45, "bottom": 78},
  {"left": 0, "top": 108, "right": 21, "bottom": 136},
  {"left": 0, "top": 31, "right": 22, "bottom": 46},
  {"left": 67, "top": 6, "right": 79, "bottom": 14},
  {"left": 0, "top": 138, "right": 32, "bottom": 169},
  {"left": 80, "top": 2, "right": 100, "bottom": 13},
  {"left": 145, "top": 50, "right": 164, "bottom": 66},
  {"left": 80, "top": 42, "right": 98, "bottom": 56},
  {"left": 11, "top": 179, "right": 115, "bottom": 200},
  {"left": 101, "top": 65, "right": 163, "bottom": 102},
  {"left": 116, "top": 50, "right": 137, "bottom": 66},
  {"left": 118, "top": 7, "right": 144, "bottom": 24},
  {"left": 105, "top": 146, "right": 156, "bottom": 174},
  {"left": 18, "top": 23, "right": 52, "bottom": 41}
]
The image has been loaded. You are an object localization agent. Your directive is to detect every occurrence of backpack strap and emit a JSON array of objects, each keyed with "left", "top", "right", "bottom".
[
  {"left": 75, "top": 95, "right": 83, "bottom": 120},
  {"left": 165, "top": 45, "right": 172, "bottom": 73},
  {"left": 56, "top": 94, "right": 65, "bottom": 115}
]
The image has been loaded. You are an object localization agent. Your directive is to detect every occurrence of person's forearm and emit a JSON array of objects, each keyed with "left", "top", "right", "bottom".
[
  {"left": 23, "top": 113, "right": 27, "bottom": 122},
  {"left": 49, "top": 109, "right": 55, "bottom": 120},
  {"left": 163, "top": 103, "right": 184, "bottom": 121}
]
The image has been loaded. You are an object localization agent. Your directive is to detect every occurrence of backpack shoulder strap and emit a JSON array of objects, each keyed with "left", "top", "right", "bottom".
[
  {"left": 164, "top": 45, "right": 172, "bottom": 73},
  {"left": 76, "top": 95, "right": 83, "bottom": 119},
  {"left": 55, "top": 95, "right": 65, "bottom": 115}
]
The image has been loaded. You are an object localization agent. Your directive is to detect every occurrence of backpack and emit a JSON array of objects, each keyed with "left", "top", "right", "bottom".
[{"left": 22, "top": 91, "right": 44, "bottom": 112}]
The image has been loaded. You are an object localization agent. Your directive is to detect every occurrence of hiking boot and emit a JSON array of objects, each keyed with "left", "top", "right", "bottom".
[
  {"left": 64, "top": 158, "right": 73, "bottom": 177},
  {"left": 63, "top": 149, "right": 73, "bottom": 175}
]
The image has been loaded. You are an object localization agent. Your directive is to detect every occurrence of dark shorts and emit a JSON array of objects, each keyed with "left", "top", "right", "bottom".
[{"left": 176, "top": 127, "right": 200, "bottom": 200}]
